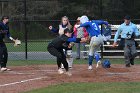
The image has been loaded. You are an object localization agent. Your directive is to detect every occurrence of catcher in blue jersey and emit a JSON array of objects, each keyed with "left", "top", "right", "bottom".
[{"left": 76, "top": 15, "right": 111, "bottom": 70}]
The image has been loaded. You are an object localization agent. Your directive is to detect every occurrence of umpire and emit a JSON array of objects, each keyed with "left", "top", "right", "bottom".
[
  {"left": 0, "top": 16, "right": 16, "bottom": 71},
  {"left": 113, "top": 15, "right": 140, "bottom": 67}
]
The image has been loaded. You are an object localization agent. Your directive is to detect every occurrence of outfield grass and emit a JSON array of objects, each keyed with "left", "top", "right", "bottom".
[
  {"left": 7, "top": 59, "right": 140, "bottom": 66},
  {"left": 7, "top": 59, "right": 87, "bottom": 66},
  {"left": 6, "top": 42, "right": 49, "bottom": 52},
  {"left": 24, "top": 82, "right": 140, "bottom": 93},
  {"left": 6, "top": 42, "right": 79, "bottom": 52},
  {"left": 7, "top": 60, "right": 55, "bottom": 66}
]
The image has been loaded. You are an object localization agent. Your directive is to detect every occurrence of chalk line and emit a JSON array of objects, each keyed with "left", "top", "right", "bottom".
[
  {"left": 5, "top": 71, "right": 35, "bottom": 75},
  {"left": 0, "top": 76, "right": 48, "bottom": 87}
]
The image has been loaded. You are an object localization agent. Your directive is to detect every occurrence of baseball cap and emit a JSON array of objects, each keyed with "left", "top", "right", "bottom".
[
  {"left": 124, "top": 15, "right": 131, "bottom": 20},
  {"left": 80, "top": 15, "right": 89, "bottom": 24}
]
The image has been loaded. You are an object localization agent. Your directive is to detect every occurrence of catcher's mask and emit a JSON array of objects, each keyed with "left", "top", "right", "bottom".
[{"left": 102, "top": 59, "right": 111, "bottom": 68}]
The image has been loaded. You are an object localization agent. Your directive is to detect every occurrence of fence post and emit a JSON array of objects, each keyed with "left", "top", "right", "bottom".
[
  {"left": 24, "top": 0, "right": 27, "bottom": 60},
  {"left": 100, "top": 0, "right": 103, "bottom": 59}
]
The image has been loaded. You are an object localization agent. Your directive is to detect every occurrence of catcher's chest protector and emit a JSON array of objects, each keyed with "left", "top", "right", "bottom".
[{"left": 59, "top": 25, "right": 67, "bottom": 35}]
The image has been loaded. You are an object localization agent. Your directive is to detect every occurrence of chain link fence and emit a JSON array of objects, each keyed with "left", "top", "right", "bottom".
[{"left": 0, "top": 0, "right": 140, "bottom": 60}]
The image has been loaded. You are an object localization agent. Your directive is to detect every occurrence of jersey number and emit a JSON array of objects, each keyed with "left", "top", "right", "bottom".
[{"left": 92, "top": 23, "right": 98, "bottom": 30}]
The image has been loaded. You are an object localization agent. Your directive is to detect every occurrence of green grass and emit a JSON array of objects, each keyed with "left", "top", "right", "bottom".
[
  {"left": 7, "top": 59, "right": 86, "bottom": 66},
  {"left": 7, "top": 60, "right": 56, "bottom": 66},
  {"left": 23, "top": 82, "right": 140, "bottom": 93},
  {"left": 6, "top": 42, "right": 78, "bottom": 52},
  {"left": 7, "top": 59, "right": 140, "bottom": 66},
  {"left": 6, "top": 42, "right": 49, "bottom": 52}
]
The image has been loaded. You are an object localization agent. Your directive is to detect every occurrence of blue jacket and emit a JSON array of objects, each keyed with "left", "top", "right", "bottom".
[
  {"left": 79, "top": 20, "right": 108, "bottom": 37},
  {"left": 0, "top": 22, "right": 11, "bottom": 42}
]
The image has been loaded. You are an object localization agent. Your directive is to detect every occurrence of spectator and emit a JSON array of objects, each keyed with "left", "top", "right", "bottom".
[{"left": 73, "top": 17, "right": 88, "bottom": 59}]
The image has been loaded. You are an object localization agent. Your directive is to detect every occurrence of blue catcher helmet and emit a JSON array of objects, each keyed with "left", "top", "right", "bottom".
[{"left": 102, "top": 59, "right": 111, "bottom": 68}]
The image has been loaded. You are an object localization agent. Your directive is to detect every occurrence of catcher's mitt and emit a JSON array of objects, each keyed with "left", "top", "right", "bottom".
[{"left": 14, "top": 39, "right": 21, "bottom": 47}]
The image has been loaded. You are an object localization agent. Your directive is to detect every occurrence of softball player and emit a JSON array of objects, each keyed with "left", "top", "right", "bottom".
[
  {"left": 47, "top": 28, "right": 86, "bottom": 76},
  {"left": 76, "top": 15, "right": 109, "bottom": 70},
  {"left": 49, "top": 16, "right": 74, "bottom": 68},
  {"left": 0, "top": 16, "right": 17, "bottom": 71}
]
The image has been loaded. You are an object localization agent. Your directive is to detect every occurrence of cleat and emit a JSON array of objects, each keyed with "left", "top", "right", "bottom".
[
  {"left": 88, "top": 65, "right": 92, "bottom": 70},
  {"left": 1, "top": 68, "right": 7, "bottom": 72},
  {"left": 58, "top": 68, "right": 64, "bottom": 74},
  {"left": 7, "top": 68, "right": 11, "bottom": 71},
  {"left": 96, "top": 60, "right": 101, "bottom": 68},
  {"left": 65, "top": 71, "right": 72, "bottom": 76}
]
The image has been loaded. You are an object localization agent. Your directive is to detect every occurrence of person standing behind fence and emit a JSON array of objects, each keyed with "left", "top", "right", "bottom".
[
  {"left": 0, "top": 16, "right": 17, "bottom": 72},
  {"left": 113, "top": 15, "right": 140, "bottom": 67},
  {"left": 49, "top": 16, "right": 74, "bottom": 68},
  {"left": 73, "top": 17, "right": 88, "bottom": 59}
]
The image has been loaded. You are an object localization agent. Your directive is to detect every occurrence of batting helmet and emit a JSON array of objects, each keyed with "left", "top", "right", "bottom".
[
  {"left": 102, "top": 59, "right": 111, "bottom": 68},
  {"left": 80, "top": 15, "right": 89, "bottom": 24}
]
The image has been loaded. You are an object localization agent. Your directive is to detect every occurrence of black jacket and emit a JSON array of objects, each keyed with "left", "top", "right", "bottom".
[
  {"left": 0, "top": 22, "right": 10, "bottom": 43},
  {"left": 48, "top": 34, "right": 81, "bottom": 49}
]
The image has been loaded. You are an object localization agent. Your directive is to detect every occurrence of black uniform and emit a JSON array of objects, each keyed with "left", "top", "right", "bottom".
[
  {"left": 0, "top": 22, "right": 11, "bottom": 68},
  {"left": 47, "top": 34, "right": 81, "bottom": 71}
]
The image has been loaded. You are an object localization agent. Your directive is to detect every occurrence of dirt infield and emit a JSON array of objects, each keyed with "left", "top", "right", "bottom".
[{"left": 0, "top": 64, "right": 140, "bottom": 93}]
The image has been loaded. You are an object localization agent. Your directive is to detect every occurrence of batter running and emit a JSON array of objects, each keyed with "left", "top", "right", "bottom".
[{"left": 76, "top": 15, "right": 109, "bottom": 70}]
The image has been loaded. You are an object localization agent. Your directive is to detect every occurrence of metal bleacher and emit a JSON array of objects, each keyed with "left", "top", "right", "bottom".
[{"left": 81, "top": 25, "right": 140, "bottom": 58}]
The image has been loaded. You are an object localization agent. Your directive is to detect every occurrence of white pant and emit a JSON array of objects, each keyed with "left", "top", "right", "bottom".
[
  {"left": 66, "top": 50, "right": 73, "bottom": 67},
  {"left": 89, "top": 35, "right": 104, "bottom": 56}
]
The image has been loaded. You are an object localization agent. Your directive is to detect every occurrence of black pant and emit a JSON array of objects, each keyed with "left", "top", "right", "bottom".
[
  {"left": 124, "top": 39, "right": 137, "bottom": 65},
  {"left": 47, "top": 46, "right": 69, "bottom": 71},
  {"left": 0, "top": 44, "right": 8, "bottom": 68}
]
